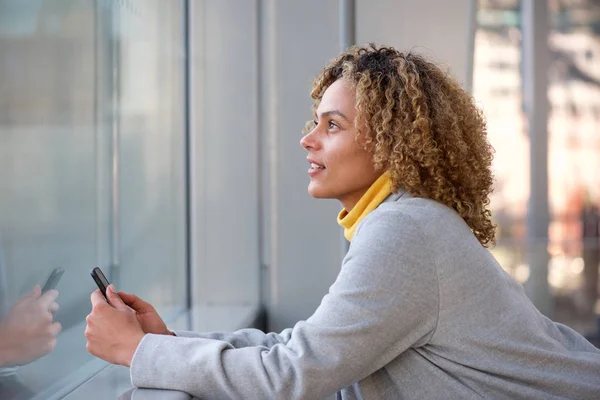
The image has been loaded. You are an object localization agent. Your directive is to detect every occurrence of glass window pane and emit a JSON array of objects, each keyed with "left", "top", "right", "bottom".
[
  {"left": 475, "top": 0, "right": 600, "bottom": 338},
  {"left": 0, "top": 0, "right": 187, "bottom": 397},
  {"left": 547, "top": 0, "right": 600, "bottom": 333},
  {"left": 473, "top": 1, "right": 529, "bottom": 283},
  {"left": 0, "top": 0, "right": 109, "bottom": 396}
]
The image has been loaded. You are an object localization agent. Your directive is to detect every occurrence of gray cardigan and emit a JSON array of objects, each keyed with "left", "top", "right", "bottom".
[{"left": 130, "top": 192, "right": 600, "bottom": 399}]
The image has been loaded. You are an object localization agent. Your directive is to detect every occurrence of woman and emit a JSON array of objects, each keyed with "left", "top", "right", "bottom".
[{"left": 85, "top": 44, "right": 600, "bottom": 399}]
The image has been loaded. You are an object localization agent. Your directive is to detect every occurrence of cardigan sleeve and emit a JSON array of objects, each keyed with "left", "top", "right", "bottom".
[
  {"left": 172, "top": 328, "right": 293, "bottom": 349},
  {"left": 130, "top": 208, "right": 439, "bottom": 399}
]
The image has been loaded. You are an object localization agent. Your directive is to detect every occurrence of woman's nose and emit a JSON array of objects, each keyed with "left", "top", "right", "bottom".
[{"left": 300, "top": 129, "right": 319, "bottom": 150}]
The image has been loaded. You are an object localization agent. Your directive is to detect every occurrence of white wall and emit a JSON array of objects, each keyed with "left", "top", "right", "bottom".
[
  {"left": 189, "top": 0, "right": 261, "bottom": 308},
  {"left": 260, "top": 0, "right": 344, "bottom": 332}
]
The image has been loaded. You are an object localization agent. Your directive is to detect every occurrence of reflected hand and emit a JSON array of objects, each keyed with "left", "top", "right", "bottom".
[
  {"left": 0, "top": 286, "right": 62, "bottom": 367},
  {"left": 85, "top": 286, "right": 145, "bottom": 367},
  {"left": 117, "top": 291, "right": 173, "bottom": 336}
]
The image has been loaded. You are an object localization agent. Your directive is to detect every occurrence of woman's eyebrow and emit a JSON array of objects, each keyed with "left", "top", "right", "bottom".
[{"left": 315, "top": 110, "right": 351, "bottom": 123}]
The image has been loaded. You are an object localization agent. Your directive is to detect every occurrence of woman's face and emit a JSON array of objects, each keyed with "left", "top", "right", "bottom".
[{"left": 300, "top": 79, "right": 381, "bottom": 211}]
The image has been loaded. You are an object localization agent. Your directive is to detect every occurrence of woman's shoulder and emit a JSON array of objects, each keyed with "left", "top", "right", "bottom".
[
  {"left": 352, "top": 195, "right": 433, "bottom": 246},
  {"left": 370, "top": 192, "right": 464, "bottom": 227},
  {"left": 356, "top": 193, "right": 476, "bottom": 246}
]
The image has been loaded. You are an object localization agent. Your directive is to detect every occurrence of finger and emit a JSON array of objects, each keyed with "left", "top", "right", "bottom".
[
  {"left": 16, "top": 287, "right": 37, "bottom": 305},
  {"left": 106, "top": 284, "right": 129, "bottom": 311},
  {"left": 43, "top": 338, "right": 57, "bottom": 356},
  {"left": 91, "top": 289, "right": 106, "bottom": 307},
  {"left": 49, "top": 302, "right": 60, "bottom": 314},
  {"left": 50, "top": 321, "right": 62, "bottom": 336},
  {"left": 38, "top": 289, "right": 59, "bottom": 309},
  {"left": 23, "top": 285, "right": 41, "bottom": 299},
  {"left": 118, "top": 291, "right": 153, "bottom": 313}
]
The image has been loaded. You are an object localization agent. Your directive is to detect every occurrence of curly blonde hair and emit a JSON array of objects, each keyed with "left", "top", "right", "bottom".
[{"left": 309, "top": 44, "right": 496, "bottom": 247}]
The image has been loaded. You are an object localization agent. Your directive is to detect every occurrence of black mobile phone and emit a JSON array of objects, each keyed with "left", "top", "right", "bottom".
[
  {"left": 42, "top": 267, "right": 65, "bottom": 293},
  {"left": 90, "top": 267, "right": 110, "bottom": 300}
]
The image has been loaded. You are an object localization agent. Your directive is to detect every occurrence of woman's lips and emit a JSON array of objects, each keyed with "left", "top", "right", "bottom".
[
  {"left": 308, "top": 165, "right": 326, "bottom": 177},
  {"left": 307, "top": 158, "right": 325, "bottom": 177}
]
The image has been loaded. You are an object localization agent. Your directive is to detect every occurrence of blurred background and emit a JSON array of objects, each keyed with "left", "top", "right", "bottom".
[{"left": 0, "top": 0, "right": 598, "bottom": 398}]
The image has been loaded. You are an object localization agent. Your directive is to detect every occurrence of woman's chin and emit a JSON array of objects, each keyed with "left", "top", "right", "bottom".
[{"left": 307, "top": 184, "right": 331, "bottom": 199}]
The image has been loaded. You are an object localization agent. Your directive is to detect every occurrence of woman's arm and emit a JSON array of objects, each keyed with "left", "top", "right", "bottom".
[
  {"left": 130, "top": 208, "right": 439, "bottom": 399},
  {"left": 172, "top": 328, "right": 293, "bottom": 348}
]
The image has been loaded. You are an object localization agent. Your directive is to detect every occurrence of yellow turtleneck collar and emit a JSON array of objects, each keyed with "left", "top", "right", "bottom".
[{"left": 337, "top": 172, "right": 392, "bottom": 242}]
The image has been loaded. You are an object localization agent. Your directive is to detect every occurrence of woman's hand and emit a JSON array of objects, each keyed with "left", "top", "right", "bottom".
[
  {"left": 117, "top": 291, "right": 173, "bottom": 336},
  {"left": 85, "top": 286, "right": 145, "bottom": 367},
  {"left": 0, "top": 286, "right": 61, "bottom": 366}
]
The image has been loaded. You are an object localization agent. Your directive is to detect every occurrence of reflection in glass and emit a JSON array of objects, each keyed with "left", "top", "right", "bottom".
[{"left": 0, "top": 0, "right": 187, "bottom": 397}]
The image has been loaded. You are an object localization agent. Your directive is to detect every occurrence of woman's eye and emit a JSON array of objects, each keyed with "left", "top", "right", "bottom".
[
  {"left": 313, "top": 120, "right": 318, "bottom": 127},
  {"left": 328, "top": 121, "right": 339, "bottom": 130}
]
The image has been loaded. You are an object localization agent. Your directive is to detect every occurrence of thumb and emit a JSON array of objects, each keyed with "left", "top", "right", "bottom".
[
  {"left": 118, "top": 291, "right": 153, "bottom": 314},
  {"left": 106, "top": 284, "right": 128, "bottom": 311}
]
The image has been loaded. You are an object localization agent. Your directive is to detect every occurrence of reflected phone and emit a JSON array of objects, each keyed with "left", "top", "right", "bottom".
[
  {"left": 90, "top": 267, "right": 110, "bottom": 300},
  {"left": 42, "top": 267, "right": 65, "bottom": 293}
]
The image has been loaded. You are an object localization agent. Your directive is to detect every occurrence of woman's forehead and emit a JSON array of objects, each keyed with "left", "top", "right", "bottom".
[{"left": 317, "top": 80, "right": 356, "bottom": 115}]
